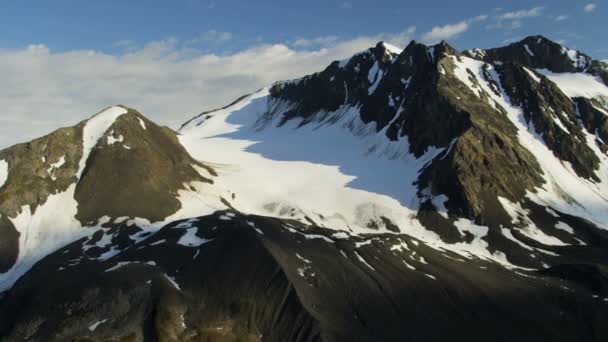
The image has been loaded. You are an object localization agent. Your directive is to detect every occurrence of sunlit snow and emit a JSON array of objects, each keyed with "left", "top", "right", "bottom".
[
  {"left": 0, "top": 160, "right": 8, "bottom": 188},
  {"left": 536, "top": 69, "right": 608, "bottom": 99}
]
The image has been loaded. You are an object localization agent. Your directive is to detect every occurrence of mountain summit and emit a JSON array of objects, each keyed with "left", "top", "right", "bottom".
[{"left": 1, "top": 36, "right": 608, "bottom": 341}]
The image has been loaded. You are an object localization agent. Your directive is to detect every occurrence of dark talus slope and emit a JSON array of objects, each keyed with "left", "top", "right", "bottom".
[{"left": 0, "top": 211, "right": 607, "bottom": 342}]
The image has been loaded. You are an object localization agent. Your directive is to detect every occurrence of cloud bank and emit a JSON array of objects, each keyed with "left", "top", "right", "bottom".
[{"left": 0, "top": 29, "right": 420, "bottom": 148}]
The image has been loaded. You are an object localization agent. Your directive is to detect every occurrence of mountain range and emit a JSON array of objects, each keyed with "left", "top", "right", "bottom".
[{"left": 0, "top": 35, "right": 608, "bottom": 341}]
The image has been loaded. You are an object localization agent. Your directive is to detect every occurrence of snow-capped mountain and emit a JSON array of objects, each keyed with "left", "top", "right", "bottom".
[{"left": 1, "top": 36, "right": 608, "bottom": 341}]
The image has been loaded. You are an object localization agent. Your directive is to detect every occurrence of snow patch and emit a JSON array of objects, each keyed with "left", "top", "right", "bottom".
[
  {"left": 177, "top": 228, "right": 212, "bottom": 247},
  {"left": 296, "top": 253, "right": 312, "bottom": 264},
  {"left": 554, "top": 222, "right": 574, "bottom": 234},
  {"left": 354, "top": 252, "right": 375, "bottom": 271},
  {"left": 523, "top": 67, "right": 541, "bottom": 83},
  {"left": 46, "top": 155, "right": 66, "bottom": 181},
  {"left": 164, "top": 274, "right": 181, "bottom": 290},
  {"left": 403, "top": 260, "right": 416, "bottom": 270},
  {"left": 546, "top": 208, "right": 560, "bottom": 217},
  {"left": 105, "top": 261, "right": 134, "bottom": 272},
  {"left": 430, "top": 194, "right": 449, "bottom": 219},
  {"left": 498, "top": 197, "right": 568, "bottom": 246},
  {"left": 0, "top": 160, "right": 8, "bottom": 188},
  {"left": 382, "top": 42, "right": 403, "bottom": 55},
  {"left": 537, "top": 69, "right": 608, "bottom": 99},
  {"left": 367, "top": 61, "right": 383, "bottom": 95},
  {"left": 88, "top": 319, "right": 108, "bottom": 331},
  {"left": 106, "top": 130, "right": 124, "bottom": 145},
  {"left": 355, "top": 239, "right": 373, "bottom": 248},
  {"left": 246, "top": 221, "right": 264, "bottom": 235},
  {"left": 78, "top": 106, "right": 128, "bottom": 177}
]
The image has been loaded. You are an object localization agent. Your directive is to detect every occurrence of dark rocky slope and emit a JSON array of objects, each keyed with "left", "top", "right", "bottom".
[{"left": 1, "top": 211, "right": 607, "bottom": 342}]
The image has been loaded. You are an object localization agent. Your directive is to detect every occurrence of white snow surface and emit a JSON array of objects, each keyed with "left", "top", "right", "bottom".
[
  {"left": 382, "top": 42, "right": 403, "bottom": 55},
  {"left": 164, "top": 274, "right": 181, "bottom": 290},
  {"left": 178, "top": 87, "right": 531, "bottom": 269},
  {"left": 536, "top": 69, "right": 608, "bottom": 99},
  {"left": 179, "top": 88, "right": 441, "bottom": 235},
  {"left": 0, "top": 160, "right": 8, "bottom": 188},
  {"left": 0, "top": 184, "right": 86, "bottom": 292},
  {"left": 78, "top": 106, "right": 128, "bottom": 177},
  {"left": 106, "top": 131, "right": 124, "bottom": 145},
  {"left": 46, "top": 155, "right": 66, "bottom": 181},
  {"left": 88, "top": 319, "right": 108, "bottom": 331},
  {"left": 523, "top": 67, "right": 541, "bottom": 84},
  {"left": 367, "top": 61, "right": 383, "bottom": 95},
  {"left": 176, "top": 227, "right": 213, "bottom": 247}
]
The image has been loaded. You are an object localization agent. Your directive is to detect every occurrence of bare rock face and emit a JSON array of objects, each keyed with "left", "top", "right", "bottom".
[{"left": 74, "top": 108, "right": 214, "bottom": 225}]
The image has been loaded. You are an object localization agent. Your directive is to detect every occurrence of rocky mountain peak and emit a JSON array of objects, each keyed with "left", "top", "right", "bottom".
[
  {"left": 467, "top": 35, "right": 594, "bottom": 73},
  {"left": 74, "top": 106, "right": 215, "bottom": 226},
  {"left": 0, "top": 107, "right": 215, "bottom": 277}
]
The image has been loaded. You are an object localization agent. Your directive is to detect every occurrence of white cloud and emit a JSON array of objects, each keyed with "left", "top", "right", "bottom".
[
  {"left": 555, "top": 15, "right": 568, "bottom": 21},
  {"left": 509, "top": 20, "right": 523, "bottom": 30},
  {"left": 421, "top": 21, "right": 469, "bottom": 43},
  {"left": 293, "top": 35, "right": 340, "bottom": 47},
  {"left": 0, "top": 28, "right": 416, "bottom": 148},
  {"left": 584, "top": 3, "right": 596, "bottom": 13},
  {"left": 486, "top": 7, "right": 543, "bottom": 30},
  {"left": 421, "top": 15, "right": 487, "bottom": 44},
  {"left": 470, "top": 15, "right": 489, "bottom": 22},
  {"left": 188, "top": 30, "right": 233, "bottom": 44},
  {"left": 113, "top": 40, "right": 135, "bottom": 47},
  {"left": 340, "top": 2, "right": 352, "bottom": 9},
  {"left": 499, "top": 6, "right": 544, "bottom": 19}
]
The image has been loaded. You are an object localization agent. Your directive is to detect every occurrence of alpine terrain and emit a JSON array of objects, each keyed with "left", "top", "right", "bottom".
[{"left": 1, "top": 35, "right": 608, "bottom": 341}]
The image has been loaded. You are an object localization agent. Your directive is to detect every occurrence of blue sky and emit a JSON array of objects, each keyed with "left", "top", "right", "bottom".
[
  {"left": 0, "top": 1, "right": 605, "bottom": 148},
  {"left": 1, "top": 0, "right": 605, "bottom": 55}
]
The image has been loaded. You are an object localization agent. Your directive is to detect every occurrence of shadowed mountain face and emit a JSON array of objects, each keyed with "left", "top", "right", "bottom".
[
  {"left": 1, "top": 36, "right": 608, "bottom": 341},
  {"left": 1, "top": 211, "right": 607, "bottom": 342}
]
